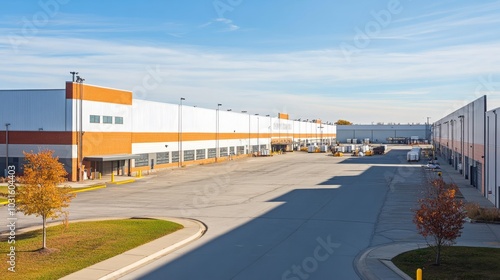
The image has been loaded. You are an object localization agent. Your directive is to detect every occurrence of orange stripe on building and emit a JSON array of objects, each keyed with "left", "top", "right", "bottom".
[
  {"left": 83, "top": 132, "right": 132, "bottom": 156},
  {"left": 2, "top": 131, "right": 337, "bottom": 147},
  {"left": 65, "top": 82, "right": 132, "bottom": 105},
  {"left": 278, "top": 113, "right": 289, "bottom": 120}
]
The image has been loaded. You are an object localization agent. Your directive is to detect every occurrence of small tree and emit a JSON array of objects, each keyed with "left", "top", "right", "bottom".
[
  {"left": 413, "top": 178, "right": 466, "bottom": 265},
  {"left": 334, "top": 119, "right": 353, "bottom": 125},
  {"left": 17, "top": 150, "right": 75, "bottom": 250}
]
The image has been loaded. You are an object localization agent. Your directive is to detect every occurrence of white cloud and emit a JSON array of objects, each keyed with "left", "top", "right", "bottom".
[
  {"left": 0, "top": 29, "right": 499, "bottom": 124},
  {"left": 200, "top": 18, "right": 240, "bottom": 32}
]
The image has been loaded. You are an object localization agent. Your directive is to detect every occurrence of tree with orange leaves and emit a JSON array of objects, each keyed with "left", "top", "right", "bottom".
[
  {"left": 334, "top": 119, "right": 353, "bottom": 125},
  {"left": 413, "top": 178, "right": 466, "bottom": 265},
  {"left": 17, "top": 150, "right": 75, "bottom": 250}
]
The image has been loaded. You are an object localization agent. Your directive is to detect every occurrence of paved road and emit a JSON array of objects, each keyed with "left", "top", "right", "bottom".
[
  {"left": 2, "top": 147, "right": 425, "bottom": 279},
  {"left": 122, "top": 147, "right": 417, "bottom": 280}
]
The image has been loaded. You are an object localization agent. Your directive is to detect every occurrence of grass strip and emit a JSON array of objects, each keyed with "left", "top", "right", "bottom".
[
  {"left": 0, "top": 218, "right": 183, "bottom": 280},
  {"left": 392, "top": 246, "right": 500, "bottom": 280}
]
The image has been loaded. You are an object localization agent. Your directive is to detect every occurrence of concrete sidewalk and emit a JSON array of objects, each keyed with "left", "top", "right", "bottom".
[
  {"left": 60, "top": 217, "right": 206, "bottom": 280},
  {"left": 65, "top": 175, "right": 146, "bottom": 189},
  {"left": 356, "top": 155, "right": 500, "bottom": 280}
]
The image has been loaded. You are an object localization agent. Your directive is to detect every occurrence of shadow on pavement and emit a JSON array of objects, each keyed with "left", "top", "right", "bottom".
[{"left": 136, "top": 151, "right": 410, "bottom": 280}]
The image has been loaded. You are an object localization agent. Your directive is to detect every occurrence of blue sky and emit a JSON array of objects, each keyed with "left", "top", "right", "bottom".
[{"left": 1, "top": 0, "right": 500, "bottom": 124}]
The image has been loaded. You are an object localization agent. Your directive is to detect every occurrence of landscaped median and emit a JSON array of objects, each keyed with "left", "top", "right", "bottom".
[
  {"left": 0, "top": 218, "right": 183, "bottom": 279},
  {"left": 392, "top": 205, "right": 500, "bottom": 279},
  {"left": 393, "top": 246, "right": 500, "bottom": 279}
]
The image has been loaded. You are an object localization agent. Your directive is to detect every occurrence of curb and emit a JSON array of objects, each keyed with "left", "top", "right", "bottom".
[
  {"left": 107, "top": 179, "right": 136, "bottom": 185},
  {"left": 98, "top": 218, "right": 206, "bottom": 280},
  {"left": 69, "top": 184, "right": 107, "bottom": 194},
  {"left": 355, "top": 243, "right": 422, "bottom": 280}
]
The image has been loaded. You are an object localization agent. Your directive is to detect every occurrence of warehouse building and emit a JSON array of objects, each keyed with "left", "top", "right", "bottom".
[
  {"left": 336, "top": 124, "right": 430, "bottom": 144},
  {"left": 434, "top": 95, "right": 500, "bottom": 208},
  {"left": 485, "top": 107, "right": 500, "bottom": 207},
  {"left": 0, "top": 81, "right": 336, "bottom": 181}
]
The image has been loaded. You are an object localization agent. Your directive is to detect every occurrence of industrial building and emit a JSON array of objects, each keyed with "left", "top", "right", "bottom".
[
  {"left": 434, "top": 95, "right": 500, "bottom": 208},
  {"left": 336, "top": 124, "right": 430, "bottom": 144},
  {"left": 0, "top": 81, "right": 336, "bottom": 182}
]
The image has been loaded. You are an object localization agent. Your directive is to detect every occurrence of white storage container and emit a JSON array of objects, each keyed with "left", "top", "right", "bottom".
[{"left": 308, "top": 145, "right": 317, "bottom": 153}]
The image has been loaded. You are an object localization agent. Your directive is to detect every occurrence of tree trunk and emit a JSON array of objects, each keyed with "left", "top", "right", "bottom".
[
  {"left": 435, "top": 244, "right": 441, "bottom": 266},
  {"left": 42, "top": 215, "right": 47, "bottom": 249}
]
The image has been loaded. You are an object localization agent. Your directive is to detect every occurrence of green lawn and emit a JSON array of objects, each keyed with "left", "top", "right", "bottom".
[
  {"left": 0, "top": 218, "right": 183, "bottom": 280},
  {"left": 393, "top": 246, "right": 500, "bottom": 280}
]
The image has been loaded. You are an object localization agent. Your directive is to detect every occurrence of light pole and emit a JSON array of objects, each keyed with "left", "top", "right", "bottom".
[
  {"left": 216, "top": 104, "right": 222, "bottom": 161},
  {"left": 458, "top": 115, "right": 464, "bottom": 173},
  {"left": 179, "top": 97, "right": 185, "bottom": 168},
  {"left": 70, "top": 71, "right": 78, "bottom": 82},
  {"left": 319, "top": 125, "right": 324, "bottom": 145},
  {"left": 266, "top": 115, "right": 271, "bottom": 151},
  {"left": 76, "top": 75, "right": 85, "bottom": 181},
  {"left": 426, "top": 117, "right": 431, "bottom": 142},
  {"left": 297, "top": 118, "right": 301, "bottom": 149},
  {"left": 5, "top": 123, "right": 10, "bottom": 177},
  {"left": 255, "top": 114, "right": 260, "bottom": 154},
  {"left": 242, "top": 111, "right": 250, "bottom": 153}
]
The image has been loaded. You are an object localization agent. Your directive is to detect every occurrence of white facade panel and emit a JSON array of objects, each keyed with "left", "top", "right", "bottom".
[
  {"left": 132, "top": 142, "right": 174, "bottom": 154},
  {"left": 81, "top": 100, "right": 133, "bottom": 132},
  {"left": 183, "top": 106, "right": 216, "bottom": 133},
  {"left": 132, "top": 99, "right": 178, "bottom": 132}
]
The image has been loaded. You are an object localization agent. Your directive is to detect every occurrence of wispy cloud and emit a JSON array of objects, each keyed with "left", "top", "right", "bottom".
[
  {"left": 0, "top": 32, "right": 498, "bottom": 123},
  {"left": 380, "top": 2, "right": 500, "bottom": 47},
  {"left": 1, "top": 3, "right": 499, "bottom": 124},
  {"left": 200, "top": 18, "right": 240, "bottom": 32}
]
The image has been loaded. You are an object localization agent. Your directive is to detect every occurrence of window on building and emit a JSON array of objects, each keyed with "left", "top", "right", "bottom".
[
  {"left": 207, "top": 148, "right": 216, "bottom": 158},
  {"left": 103, "top": 116, "right": 112, "bottom": 124},
  {"left": 135, "top": 154, "right": 149, "bottom": 167},
  {"left": 115, "top": 116, "right": 124, "bottom": 124},
  {"left": 196, "top": 149, "right": 206, "bottom": 160},
  {"left": 157, "top": 152, "right": 169, "bottom": 164},
  {"left": 171, "top": 151, "right": 179, "bottom": 163},
  {"left": 237, "top": 146, "right": 245, "bottom": 155},
  {"left": 90, "top": 115, "right": 100, "bottom": 123},
  {"left": 220, "top": 147, "right": 228, "bottom": 157},
  {"left": 184, "top": 150, "right": 195, "bottom": 161}
]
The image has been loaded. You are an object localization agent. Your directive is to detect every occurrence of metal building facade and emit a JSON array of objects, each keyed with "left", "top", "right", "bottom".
[
  {"left": 0, "top": 82, "right": 337, "bottom": 181},
  {"left": 433, "top": 96, "right": 487, "bottom": 196},
  {"left": 336, "top": 124, "right": 429, "bottom": 144},
  {"left": 485, "top": 108, "right": 500, "bottom": 207}
]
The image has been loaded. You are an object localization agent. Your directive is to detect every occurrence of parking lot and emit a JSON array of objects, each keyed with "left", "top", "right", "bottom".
[{"left": 3, "top": 146, "right": 428, "bottom": 279}]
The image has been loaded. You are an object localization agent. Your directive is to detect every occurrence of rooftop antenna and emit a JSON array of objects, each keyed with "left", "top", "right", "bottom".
[{"left": 70, "top": 71, "right": 78, "bottom": 82}]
